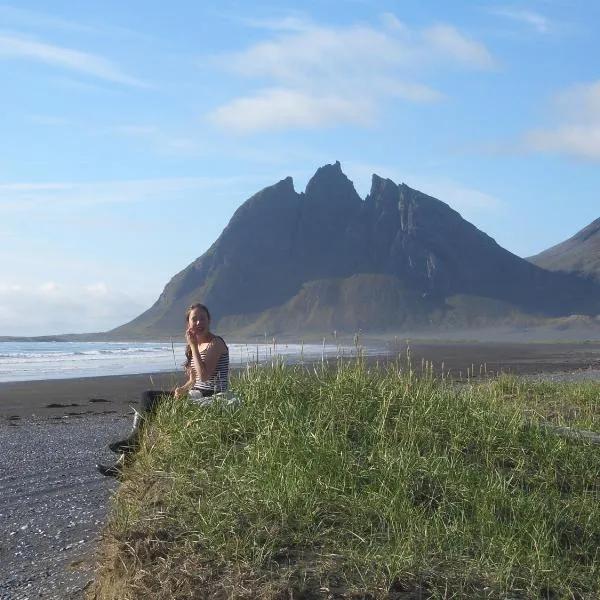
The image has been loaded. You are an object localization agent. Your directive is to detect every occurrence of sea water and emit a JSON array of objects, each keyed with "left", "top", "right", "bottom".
[{"left": 0, "top": 340, "right": 379, "bottom": 383}]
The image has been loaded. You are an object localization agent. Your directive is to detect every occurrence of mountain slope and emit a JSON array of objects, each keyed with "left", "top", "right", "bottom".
[
  {"left": 109, "top": 163, "right": 600, "bottom": 338},
  {"left": 528, "top": 218, "right": 600, "bottom": 281}
]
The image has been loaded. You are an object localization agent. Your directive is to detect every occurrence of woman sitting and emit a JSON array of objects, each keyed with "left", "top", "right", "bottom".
[{"left": 97, "top": 302, "right": 229, "bottom": 477}]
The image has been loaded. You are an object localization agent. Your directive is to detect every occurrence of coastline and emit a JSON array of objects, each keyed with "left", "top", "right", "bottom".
[
  {"left": 1, "top": 340, "right": 599, "bottom": 599},
  {"left": 0, "top": 371, "right": 182, "bottom": 421},
  {"left": 2, "top": 339, "right": 600, "bottom": 422}
]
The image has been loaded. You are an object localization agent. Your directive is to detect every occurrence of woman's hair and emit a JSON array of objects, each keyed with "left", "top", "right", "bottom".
[
  {"left": 183, "top": 303, "right": 211, "bottom": 369},
  {"left": 185, "top": 303, "right": 211, "bottom": 322},
  {"left": 183, "top": 344, "right": 193, "bottom": 369}
]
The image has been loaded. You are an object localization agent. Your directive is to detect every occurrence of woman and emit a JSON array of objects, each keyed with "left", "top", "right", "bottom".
[
  {"left": 184, "top": 303, "right": 230, "bottom": 402},
  {"left": 97, "top": 303, "right": 230, "bottom": 477}
]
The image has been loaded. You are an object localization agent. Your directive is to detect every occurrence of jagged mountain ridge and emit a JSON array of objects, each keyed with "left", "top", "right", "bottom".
[
  {"left": 110, "top": 162, "right": 600, "bottom": 338},
  {"left": 528, "top": 218, "right": 600, "bottom": 281}
]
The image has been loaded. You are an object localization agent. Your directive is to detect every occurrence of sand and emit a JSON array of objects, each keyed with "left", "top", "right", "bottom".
[
  {"left": 0, "top": 371, "right": 180, "bottom": 421},
  {"left": 2, "top": 340, "right": 600, "bottom": 422}
]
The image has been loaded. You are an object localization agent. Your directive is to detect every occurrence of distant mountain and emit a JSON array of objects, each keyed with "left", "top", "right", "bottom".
[
  {"left": 528, "top": 218, "right": 600, "bottom": 281},
  {"left": 108, "top": 162, "right": 600, "bottom": 339}
]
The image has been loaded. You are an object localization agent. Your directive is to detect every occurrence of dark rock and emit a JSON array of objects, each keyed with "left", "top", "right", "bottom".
[{"left": 107, "top": 162, "right": 600, "bottom": 338}]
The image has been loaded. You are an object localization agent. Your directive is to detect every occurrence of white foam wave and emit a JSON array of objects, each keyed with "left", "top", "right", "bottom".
[{"left": 0, "top": 340, "right": 382, "bottom": 383}]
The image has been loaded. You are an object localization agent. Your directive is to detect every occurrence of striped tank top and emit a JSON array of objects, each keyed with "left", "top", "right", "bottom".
[{"left": 193, "top": 336, "right": 229, "bottom": 394}]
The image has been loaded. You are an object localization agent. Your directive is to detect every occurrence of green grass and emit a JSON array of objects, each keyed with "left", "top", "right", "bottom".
[{"left": 91, "top": 358, "right": 600, "bottom": 600}]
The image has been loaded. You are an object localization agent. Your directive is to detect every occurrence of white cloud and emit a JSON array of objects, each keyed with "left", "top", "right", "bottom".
[
  {"left": 419, "top": 180, "right": 505, "bottom": 214},
  {"left": 233, "top": 15, "right": 314, "bottom": 33},
  {"left": 490, "top": 7, "right": 551, "bottom": 33},
  {"left": 524, "top": 82, "right": 600, "bottom": 161},
  {"left": 28, "top": 114, "right": 73, "bottom": 126},
  {"left": 220, "top": 25, "right": 413, "bottom": 81},
  {"left": 422, "top": 24, "right": 495, "bottom": 67},
  {"left": 84, "top": 282, "right": 108, "bottom": 293},
  {"left": 380, "top": 13, "right": 408, "bottom": 33},
  {"left": 206, "top": 17, "right": 494, "bottom": 133},
  {"left": 210, "top": 88, "right": 374, "bottom": 133},
  {"left": 555, "top": 82, "right": 600, "bottom": 120},
  {"left": 0, "top": 31, "right": 149, "bottom": 87},
  {"left": 374, "top": 79, "right": 445, "bottom": 102},
  {"left": 0, "top": 281, "right": 149, "bottom": 335},
  {"left": 0, "top": 182, "right": 73, "bottom": 192},
  {"left": 103, "top": 124, "right": 201, "bottom": 155},
  {"left": 39, "top": 282, "right": 59, "bottom": 292},
  {"left": 24, "top": 115, "right": 202, "bottom": 155},
  {"left": 0, "top": 4, "right": 157, "bottom": 42},
  {"left": 0, "top": 177, "right": 230, "bottom": 210},
  {"left": 49, "top": 75, "right": 125, "bottom": 93},
  {"left": 218, "top": 21, "right": 493, "bottom": 81},
  {"left": 526, "top": 126, "right": 600, "bottom": 161}
]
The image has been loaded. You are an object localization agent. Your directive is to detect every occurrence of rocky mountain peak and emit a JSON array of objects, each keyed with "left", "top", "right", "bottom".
[
  {"left": 276, "top": 175, "right": 295, "bottom": 193},
  {"left": 109, "top": 162, "right": 600, "bottom": 338},
  {"left": 304, "top": 160, "right": 360, "bottom": 206},
  {"left": 369, "top": 173, "right": 396, "bottom": 196}
]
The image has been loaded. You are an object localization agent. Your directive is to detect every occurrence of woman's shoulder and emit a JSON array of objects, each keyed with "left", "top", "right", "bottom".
[{"left": 209, "top": 335, "right": 228, "bottom": 352}]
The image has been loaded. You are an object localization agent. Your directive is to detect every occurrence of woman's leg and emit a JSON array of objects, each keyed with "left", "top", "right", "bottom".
[
  {"left": 99, "top": 389, "right": 175, "bottom": 477},
  {"left": 140, "top": 389, "right": 174, "bottom": 414},
  {"left": 107, "top": 390, "right": 174, "bottom": 454}
]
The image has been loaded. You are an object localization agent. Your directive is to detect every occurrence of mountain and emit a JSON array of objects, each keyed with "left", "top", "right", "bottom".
[
  {"left": 528, "top": 218, "right": 600, "bottom": 281},
  {"left": 109, "top": 162, "right": 600, "bottom": 339}
]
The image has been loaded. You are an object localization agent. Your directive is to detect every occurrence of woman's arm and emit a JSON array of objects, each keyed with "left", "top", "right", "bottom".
[
  {"left": 187, "top": 336, "right": 226, "bottom": 383},
  {"left": 174, "top": 367, "right": 196, "bottom": 398}
]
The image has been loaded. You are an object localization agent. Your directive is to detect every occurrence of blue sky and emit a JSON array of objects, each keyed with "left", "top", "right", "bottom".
[{"left": 1, "top": 0, "right": 598, "bottom": 335}]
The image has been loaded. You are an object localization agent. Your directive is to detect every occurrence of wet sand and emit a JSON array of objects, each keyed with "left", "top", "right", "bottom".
[
  {"left": 389, "top": 339, "right": 600, "bottom": 377},
  {"left": 2, "top": 340, "right": 600, "bottom": 422},
  {"left": 0, "top": 371, "right": 181, "bottom": 422}
]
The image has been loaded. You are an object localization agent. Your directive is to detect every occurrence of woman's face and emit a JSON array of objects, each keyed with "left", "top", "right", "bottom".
[{"left": 188, "top": 307, "right": 210, "bottom": 334}]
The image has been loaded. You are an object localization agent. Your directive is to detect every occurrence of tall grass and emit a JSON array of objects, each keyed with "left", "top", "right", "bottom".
[{"left": 92, "top": 358, "right": 600, "bottom": 600}]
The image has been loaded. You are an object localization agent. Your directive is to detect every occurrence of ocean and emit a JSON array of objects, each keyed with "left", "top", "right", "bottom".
[{"left": 0, "top": 340, "right": 380, "bottom": 383}]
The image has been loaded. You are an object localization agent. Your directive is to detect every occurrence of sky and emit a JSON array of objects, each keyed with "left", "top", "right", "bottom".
[{"left": 1, "top": 0, "right": 599, "bottom": 336}]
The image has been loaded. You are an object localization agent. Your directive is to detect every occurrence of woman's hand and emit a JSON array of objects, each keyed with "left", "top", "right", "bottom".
[
  {"left": 185, "top": 327, "right": 197, "bottom": 344},
  {"left": 175, "top": 366, "right": 196, "bottom": 399}
]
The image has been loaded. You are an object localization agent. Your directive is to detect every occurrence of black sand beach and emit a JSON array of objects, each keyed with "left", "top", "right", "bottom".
[
  {"left": 2, "top": 340, "right": 600, "bottom": 422},
  {"left": 0, "top": 371, "right": 181, "bottom": 422},
  {"left": 1, "top": 341, "right": 600, "bottom": 599},
  {"left": 0, "top": 372, "right": 185, "bottom": 599}
]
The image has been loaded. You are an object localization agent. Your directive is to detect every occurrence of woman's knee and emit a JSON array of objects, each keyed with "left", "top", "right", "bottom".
[
  {"left": 140, "top": 390, "right": 159, "bottom": 413},
  {"left": 140, "top": 390, "right": 173, "bottom": 414}
]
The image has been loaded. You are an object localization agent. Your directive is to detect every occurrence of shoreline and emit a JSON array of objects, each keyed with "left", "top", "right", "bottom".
[
  {"left": 1, "top": 341, "right": 599, "bottom": 599},
  {"left": 2, "top": 340, "right": 600, "bottom": 422},
  {"left": 0, "top": 371, "right": 181, "bottom": 421}
]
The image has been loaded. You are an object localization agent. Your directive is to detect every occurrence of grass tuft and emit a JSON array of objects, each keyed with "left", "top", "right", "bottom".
[{"left": 89, "top": 359, "right": 600, "bottom": 599}]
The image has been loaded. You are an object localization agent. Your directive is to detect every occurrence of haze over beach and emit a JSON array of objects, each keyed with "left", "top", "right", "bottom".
[{"left": 1, "top": 1, "right": 599, "bottom": 337}]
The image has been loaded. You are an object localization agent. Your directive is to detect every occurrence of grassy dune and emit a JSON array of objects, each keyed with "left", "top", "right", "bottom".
[{"left": 90, "top": 355, "right": 600, "bottom": 599}]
